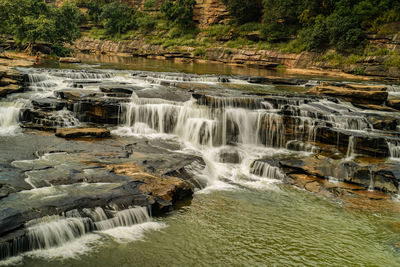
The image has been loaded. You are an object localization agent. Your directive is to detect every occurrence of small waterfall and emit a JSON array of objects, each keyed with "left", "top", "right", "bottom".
[
  {"left": 94, "top": 207, "right": 151, "bottom": 230},
  {"left": 250, "top": 161, "right": 285, "bottom": 180},
  {"left": 0, "top": 101, "right": 25, "bottom": 136},
  {"left": 26, "top": 216, "right": 94, "bottom": 250},
  {"left": 133, "top": 71, "right": 230, "bottom": 84},
  {"left": 346, "top": 136, "right": 356, "bottom": 159},
  {"left": 286, "top": 140, "right": 318, "bottom": 153},
  {"left": 0, "top": 206, "right": 152, "bottom": 260},
  {"left": 388, "top": 141, "right": 400, "bottom": 159},
  {"left": 368, "top": 168, "right": 375, "bottom": 191}
]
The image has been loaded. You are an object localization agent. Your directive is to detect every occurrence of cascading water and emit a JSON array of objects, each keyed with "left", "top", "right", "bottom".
[
  {"left": 388, "top": 141, "right": 400, "bottom": 159},
  {"left": 0, "top": 206, "right": 153, "bottom": 260},
  {"left": 0, "top": 101, "right": 24, "bottom": 135}
]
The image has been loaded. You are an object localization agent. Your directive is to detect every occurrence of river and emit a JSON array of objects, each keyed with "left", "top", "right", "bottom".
[{"left": 1, "top": 55, "right": 400, "bottom": 266}]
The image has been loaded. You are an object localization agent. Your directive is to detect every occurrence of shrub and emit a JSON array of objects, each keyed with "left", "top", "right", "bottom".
[
  {"left": 137, "top": 15, "right": 157, "bottom": 33},
  {"left": 193, "top": 47, "right": 206, "bottom": 57}
]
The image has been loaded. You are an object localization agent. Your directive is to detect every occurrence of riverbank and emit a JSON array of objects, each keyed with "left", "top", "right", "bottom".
[{"left": 69, "top": 35, "right": 400, "bottom": 82}]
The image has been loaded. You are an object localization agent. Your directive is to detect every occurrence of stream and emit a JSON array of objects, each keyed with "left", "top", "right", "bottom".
[{"left": 1, "top": 56, "right": 400, "bottom": 266}]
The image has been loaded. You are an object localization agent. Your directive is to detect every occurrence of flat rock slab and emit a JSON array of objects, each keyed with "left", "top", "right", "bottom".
[{"left": 55, "top": 127, "right": 111, "bottom": 138}]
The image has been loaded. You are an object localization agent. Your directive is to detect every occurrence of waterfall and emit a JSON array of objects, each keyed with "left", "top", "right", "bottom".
[
  {"left": 368, "top": 168, "right": 375, "bottom": 191},
  {"left": 26, "top": 216, "right": 94, "bottom": 250},
  {"left": 0, "top": 206, "right": 153, "bottom": 260},
  {"left": 0, "top": 101, "right": 25, "bottom": 136},
  {"left": 388, "top": 141, "right": 400, "bottom": 159},
  {"left": 346, "top": 136, "right": 356, "bottom": 159},
  {"left": 118, "top": 94, "right": 287, "bottom": 149},
  {"left": 250, "top": 161, "right": 285, "bottom": 180}
]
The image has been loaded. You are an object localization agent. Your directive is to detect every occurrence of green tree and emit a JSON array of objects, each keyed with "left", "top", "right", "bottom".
[
  {"left": 56, "top": 2, "right": 83, "bottom": 44},
  {"left": 222, "top": 0, "right": 263, "bottom": 24},
  {"left": 161, "top": 0, "right": 196, "bottom": 29},
  {"left": 100, "top": 1, "right": 137, "bottom": 35},
  {"left": 0, "top": 0, "right": 82, "bottom": 53}
]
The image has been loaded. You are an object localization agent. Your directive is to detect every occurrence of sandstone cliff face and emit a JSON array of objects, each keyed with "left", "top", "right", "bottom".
[
  {"left": 55, "top": 0, "right": 229, "bottom": 28},
  {"left": 193, "top": 0, "right": 230, "bottom": 28},
  {"left": 70, "top": 37, "right": 317, "bottom": 69}
]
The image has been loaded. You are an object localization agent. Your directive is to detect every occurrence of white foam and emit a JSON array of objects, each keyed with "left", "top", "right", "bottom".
[
  {"left": 101, "top": 222, "right": 166, "bottom": 243},
  {"left": 26, "top": 234, "right": 101, "bottom": 260}
]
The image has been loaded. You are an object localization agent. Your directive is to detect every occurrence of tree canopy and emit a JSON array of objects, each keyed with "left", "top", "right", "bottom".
[{"left": 0, "top": 0, "right": 82, "bottom": 50}]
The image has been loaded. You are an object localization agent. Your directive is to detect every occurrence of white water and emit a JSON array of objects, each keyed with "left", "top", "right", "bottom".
[
  {"left": 0, "top": 205, "right": 159, "bottom": 260},
  {"left": 346, "top": 136, "right": 356, "bottom": 159},
  {"left": 388, "top": 141, "right": 400, "bottom": 159},
  {"left": 0, "top": 101, "right": 24, "bottom": 135}
]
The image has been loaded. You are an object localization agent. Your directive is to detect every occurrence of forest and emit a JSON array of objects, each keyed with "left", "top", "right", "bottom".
[{"left": 1, "top": 0, "right": 400, "bottom": 55}]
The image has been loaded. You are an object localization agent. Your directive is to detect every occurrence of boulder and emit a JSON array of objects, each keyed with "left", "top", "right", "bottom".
[
  {"left": 55, "top": 127, "right": 111, "bottom": 138},
  {"left": 59, "top": 57, "right": 81, "bottom": 63}
]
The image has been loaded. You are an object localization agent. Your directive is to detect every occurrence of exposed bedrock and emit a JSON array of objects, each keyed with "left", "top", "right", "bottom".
[
  {"left": 280, "top": 155, "right": 400, "bottom": 193},
  {"left": 308, "top": 82, "right": 389, "bottom": 105}
]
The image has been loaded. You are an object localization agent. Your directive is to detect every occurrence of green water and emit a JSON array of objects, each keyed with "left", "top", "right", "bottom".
[
  {"left": 7, "top": 57, "right": 400, "bottom": 266},
  {"left": 19, "top": 185, "right": 400, "bottom": 267}
]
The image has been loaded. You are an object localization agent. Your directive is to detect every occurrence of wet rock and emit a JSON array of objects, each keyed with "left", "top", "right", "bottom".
[
  {"left": 308, "top": 83, "right": 388, "bottom": 105},
  {"left": 247, "top": 76, "right": 307, "bottom": 85},
  {"left": 99, "top": 85, "right": 143, "bottom": 95},
  {"left": 54, "top": 89, "right": 104, "bottom": 101},
  {"left": 0, "top": 84, "right": 23, "bottom": 97},
  {"left": 315, "top": 127, "right": 390, "bottom": 158},
  {"left": 218, "top": 148, "right": 241, "bottom": 164},
  {"left": 31, "top": 98, "right": 68, "bottom": 111},
  {"left": 388, "top": 100, "right": 400, "bottom": 110},
  {"left": 355, "top": 103, "right": 399, "bottom": 112},
  {"left": 305, "top": 181, "right": 321, "bottom": 193},
  {"left": 367, "top": 114, "right": 399, "bottom": 131},
  {"left": 59, "top": 57, "right": 81, "bottom": 63},
  {"left": 68, "top": 101, "right": 122, "bottom": 124},
  {"left": 55, "top": 127, "right": 111, "bottom": 138},
  {"left": 136, "top": 87, "right": 191, "bottom": 102},
  {"left": 192, "top": 94, "right": 264, "bottom": 109}
]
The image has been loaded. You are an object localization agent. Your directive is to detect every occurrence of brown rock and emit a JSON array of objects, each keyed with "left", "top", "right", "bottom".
[
  {"left": 0, "top": 84, "right": 22, "bottom": 97},
  {"left": 55, "top": 127, "right": 110, "bottom": 138},
  {"left": 308, "top": 84, "right": 388, "bottom": 104},
  {"left": 107, "top": 163, "right": 193, "bottom": 206},
  {"left": 388, "top": 100, "right": 400, "bottom": 110},
  {"left": 305, "top": 181, "right": 321, "bottom": 193},
  {"left": 59, "top": 57, "right": 81, "bottom": 63}
]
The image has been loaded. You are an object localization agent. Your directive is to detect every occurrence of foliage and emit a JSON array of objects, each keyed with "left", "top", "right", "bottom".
[
  {"left": 144, "top": 0, "right": 156, "bottom": 10},
  {"left": 193, "top": 47, "right": 206, "bottom": 57},
  {"left": 0, "top": 0, "right": 83, "bottom": 50},
  {"left": 161, "top": 0, "right": 196, "bottom": 29},
  {"left": 100, "top": 1, "right": 137, "bottom": 35},
  {"left": 222, "top": 0, "right": 263, "bottom": 24},
  {"left": 137, "top": 14, "right": 157, "bottom": 33},
  {"left": 51, "top": 43, "right": 74, "bottom": 57}
]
